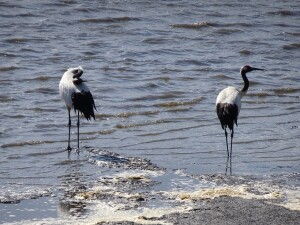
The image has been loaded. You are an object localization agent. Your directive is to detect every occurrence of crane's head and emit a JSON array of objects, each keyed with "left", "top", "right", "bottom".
[
  {"left": 64, "top": 66, "right": 83, "bottom": 78},
  {"left": 241, "top": 65, "right": 264, "bottom": 74},
  {"left": 69, "top": 66, "right": 83, "bottom": 78},
  {"left": 62, "top": 66, "right": 84, "bottom": 83}
]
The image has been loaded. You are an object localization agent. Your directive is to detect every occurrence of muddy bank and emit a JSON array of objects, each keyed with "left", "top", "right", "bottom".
[
  {"left": 96, "top": 196, "right": 300, "bottom": 225},
  {"left": 161, "top": 196, "right": 300, "bottom": 225}
]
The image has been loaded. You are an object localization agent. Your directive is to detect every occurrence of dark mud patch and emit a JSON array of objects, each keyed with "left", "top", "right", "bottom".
[{"left": 160, "top": 196, "right": 300, "bottom": 225}]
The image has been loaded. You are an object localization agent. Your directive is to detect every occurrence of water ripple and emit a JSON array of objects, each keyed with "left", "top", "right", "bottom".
[{"left": 79, "top": 17, "right": 140, "bottom": 23}]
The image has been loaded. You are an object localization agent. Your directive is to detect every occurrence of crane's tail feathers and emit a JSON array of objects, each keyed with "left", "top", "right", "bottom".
[
  {"left": 216, "top": 103, "right": 238, "bottom": 131},
  {"left": 72, "top": 91, "right": 96, "bottom": 121}
]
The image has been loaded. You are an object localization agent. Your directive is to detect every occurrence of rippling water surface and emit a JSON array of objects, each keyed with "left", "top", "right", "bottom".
[{"left": 0, "top": 0, "right": 299, "bottom": 223}]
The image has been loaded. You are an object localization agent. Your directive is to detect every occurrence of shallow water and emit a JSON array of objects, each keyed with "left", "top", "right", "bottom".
[{"left": 0, "top": 0, "right": 299, "bottom": 223}]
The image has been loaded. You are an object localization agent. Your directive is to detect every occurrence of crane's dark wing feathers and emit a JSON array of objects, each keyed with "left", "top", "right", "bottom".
[
  {"left": 216, "top": 103, "right": 238, "bottom": 131},
  {"left": 72, "top": 91, "right": 96, "bottom": 120}
]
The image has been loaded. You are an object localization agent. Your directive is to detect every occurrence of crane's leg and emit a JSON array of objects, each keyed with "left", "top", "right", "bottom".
[
  {"left": 225, "top": 129, "right": 230, "bottom": 158},
  {"left": 229, "top": 129, "right": 234, "bottom": 175},
  {"left": 67, "top": 109, "right": 72, "bottom": 151},
  {"left": 224, "top": 128, "right": 230, "bottom": 175},
  {"left": 77, "top": 111, "right": 80, "bottom": 149}
]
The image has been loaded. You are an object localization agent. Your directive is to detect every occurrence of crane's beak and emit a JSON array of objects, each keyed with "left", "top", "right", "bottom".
[{"left": 251, "top": 67, "right": 264, "bottom": 71}]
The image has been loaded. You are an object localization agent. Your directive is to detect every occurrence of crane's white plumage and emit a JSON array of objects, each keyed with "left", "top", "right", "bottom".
[
  {"left": 216, "top": 86, "right": 242, "bottom": 114},
  {"left": 60, "top": 66, "right": 89, "bottom": 109},
  {"left": 216, "top": 65, "right": 264, "bottom": 174},
  {"left": 59, "top": 66, "right": 96, "bottom": 150}
]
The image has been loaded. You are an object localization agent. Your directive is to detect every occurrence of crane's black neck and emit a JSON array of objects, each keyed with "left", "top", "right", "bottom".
[{"left": 241, "top": 71, "right": 249, "bottom": 93}]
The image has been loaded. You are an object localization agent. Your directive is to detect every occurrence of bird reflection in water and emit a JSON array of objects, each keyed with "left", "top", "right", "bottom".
[{"left": 58, "top": 153, "right": 88, "bottom": 217}]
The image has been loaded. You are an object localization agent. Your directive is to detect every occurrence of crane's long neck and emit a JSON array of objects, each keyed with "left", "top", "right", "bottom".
[{"left": 241, "top": 71, "right": 249, "bottom": 94}]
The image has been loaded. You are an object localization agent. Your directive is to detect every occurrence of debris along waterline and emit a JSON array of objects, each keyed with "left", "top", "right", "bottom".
[
  {"left": 71, "top": 170, "right": 192, "bottom": 225},
  {"left": 173, "top": 185, "right": 281, "bottom": 201},
  {"left": 66, "top": 168, "right": 298, "bottom": 224},
  {"left": 68, "top": 179, "right": 297, "bottom": 225},
  {"left": 89, "top": 203, "right": 192, "bottom": 225}
]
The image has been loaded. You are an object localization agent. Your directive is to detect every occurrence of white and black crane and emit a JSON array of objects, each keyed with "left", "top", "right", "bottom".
[
  {"left": 216, "top": 65, "right": 264, "bottom": 174},
  {"left": 59, "top": 66, "right": 96, "bottom": 150}
]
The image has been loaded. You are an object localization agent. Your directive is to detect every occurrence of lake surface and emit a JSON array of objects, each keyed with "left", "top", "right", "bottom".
[{"left": 0, "top": 0, "right": 299, "bottom": 223}]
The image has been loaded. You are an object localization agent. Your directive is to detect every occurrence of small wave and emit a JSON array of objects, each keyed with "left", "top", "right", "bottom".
[
  {"left": 96, "top": 110, "right": 159, "bottom": 119},
  {"left": 22, "top": 75, "right": 54, "bottom": 82},
  {"left": 247, "top": 92, "right": 271, "bottom": 97},
  {"left": 215, "top": 28, "right": 241, "bottom": 35},
  {"left": 154, "top": 76, "right": 171, "bottom": 82},
  {"left": 211, "top": 74, "right": 234, "bottom": 80},
  {"left": 101, "top": 65, "right": 133, "bottom": 72},
  {"left": 0, "top": 65, "right": 18, "bottom": 71},
  {"left": 115, "top": 119, "right": 166, "bottom": 129},
  {"left": 32, "top": 75, "right": 52, "bottom": 81},
  {"left": 115, "top": 110, "right": 159, "bottom": 118},
  {"left": 5, "top": 37, "right": 31, "bottom": 43},
  {"left": 239, "top": 50, "right": 252, "bottom": 56},
  {"left": 272, "top": 87, "right": 299, "bottom": 95},
  {"left": 20, "top": 47, "right": 41, "bottom": 53},
  {"left": 0, "top": 52, "right": 16, "bottom": 58},
  {"left": 6, "top": 114, "right": 25, "bottom": 119},
  {"left": 17, "top": 12, "right": 36, "bottom": 17},
  {"left": 27, "top": 107, "right": 60, "bottom": 113},
  {"left": 27, "top": 149, "right": 68, "bottom": 157},
  {"left": 268, "top": 10, "right": 298, "bottom": 16},
  {"left": 175, "top": 59, "right": 209, "bottom": 66},
  {"left": 1, "top": 140, "right": 53, "bottom": 148},
  {"left": 283, "top": 32, "right": 300, "bottom": 37},
  {"left": 143, "top": 38, "right": 168, "bottom": 44},
  {"left": 166, "top": 107, "right": 191, "bottom": 113},
  {"left": 98, "top": 129, "right": 116, "bottom": 135},
  {"left": 25, "top": 87, "right": 57, "bottom": 94},
  {"left": 282, "top": 43, "right": 300, "bottom": 50},
  {"left": 171, "top": 22, "right": 213, "bottom": 29},
  {"left": 79, "top": 17, "right": 139, "bottom": 23},
  {"left": 131, "top": 92, "right": 181, "bottom": 101},
  {"left": 156, "top": 97, "right": 203, "bottom": 108},
  {"left": 142, "top": 82, "right": 160, "bottom": 89},
  {"left": 221, "top": 22, "right": 253, "bottom": 28},
  {"left": 0, "top": 94, "right": 14, "bottom": 102}
]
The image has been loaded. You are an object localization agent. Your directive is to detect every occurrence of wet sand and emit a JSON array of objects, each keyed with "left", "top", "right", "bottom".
[
  {"left": 160, "top": 197, "right": 300, "bottom": 225},
  {"left": 96, "top": 196, "right": 300, "bottom": 225}
]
